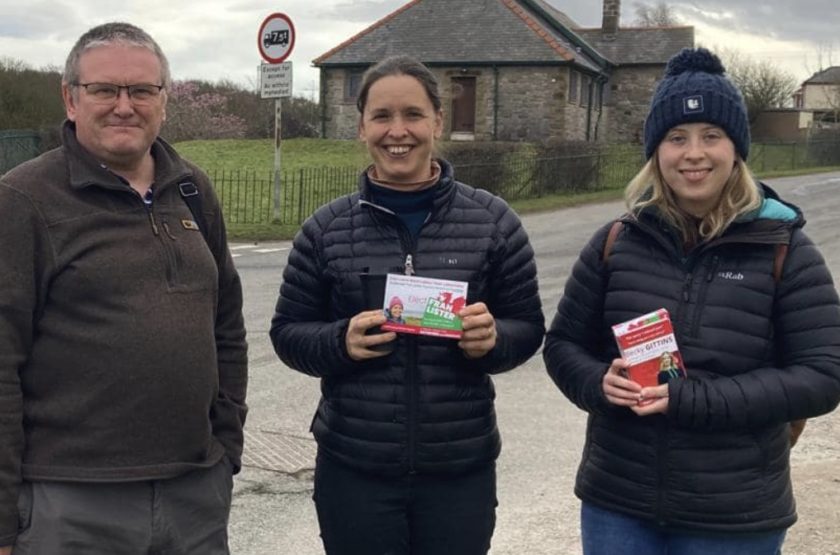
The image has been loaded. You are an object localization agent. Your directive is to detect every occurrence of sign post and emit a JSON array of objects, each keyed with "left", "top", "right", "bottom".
[{"left": 258, "top": 13, "right": 296, "bottom": 222}]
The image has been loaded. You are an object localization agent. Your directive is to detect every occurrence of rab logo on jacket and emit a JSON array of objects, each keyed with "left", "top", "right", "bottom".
[{"left": 717, "top": 271, "right": 745, "bottom": 281}]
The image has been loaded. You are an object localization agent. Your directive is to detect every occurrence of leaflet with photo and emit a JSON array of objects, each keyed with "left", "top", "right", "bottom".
[
  {"left": 381, "top": 274, "right": 468, "bottom": 339},
  {"left": 612, "top": 308, "right": 687, "bottom": 402}
]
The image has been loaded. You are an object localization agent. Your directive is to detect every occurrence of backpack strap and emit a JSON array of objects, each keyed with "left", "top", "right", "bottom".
[
  {"left": 178, "top": 181, "right": 210, "bottom": 244},
  {"left": 602, "top": 221, "right": 624, "bottom": 263},
  {"left": 770, "top": 237, "right": 805, "bottom": 445}
]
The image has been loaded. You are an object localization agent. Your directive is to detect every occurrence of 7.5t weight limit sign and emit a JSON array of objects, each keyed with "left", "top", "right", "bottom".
[{"left": 258, "top": 13, "right": 296, "bottom": 64}]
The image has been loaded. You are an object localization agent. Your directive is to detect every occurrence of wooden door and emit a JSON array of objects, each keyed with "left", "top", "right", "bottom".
[{"left": 451, "top": 77, "right": 476, "bottom": 133}]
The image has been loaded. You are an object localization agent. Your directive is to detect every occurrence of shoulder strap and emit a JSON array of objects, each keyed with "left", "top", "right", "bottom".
[
  {"left": 178, "top": 181, "right": 210, "bottom": 244},
  {"left": 770, "top": 237, "right": 805, "bottom": 446},
  {"left": 602, "top": 221, "right": 624, "bottom": 263},
  {"left": 603, "top": 220, "right": 788, "bottom": 280},
  {"left": 773, "top": 244, "right": 788, "bottom": 284}
]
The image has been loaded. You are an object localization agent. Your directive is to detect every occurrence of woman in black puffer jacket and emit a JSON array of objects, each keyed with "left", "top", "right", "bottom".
[
  {"left": 544, "top": 48, "right": 840, "bottom": 555},
  {"left": 270, "top": 56, "right": 544, "bottom": 555}
]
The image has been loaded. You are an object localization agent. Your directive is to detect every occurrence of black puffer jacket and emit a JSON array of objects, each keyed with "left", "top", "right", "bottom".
[
  {"left": 544, "top": 186, "right": 840, "bottom": 533},
  {"left": 271, "top": 160, "right": 544, "bottom": 475}
]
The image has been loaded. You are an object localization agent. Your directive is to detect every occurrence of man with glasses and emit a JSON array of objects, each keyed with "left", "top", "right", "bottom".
[{"left": 0, "top": 22, "right": 247, "bottom": 554}]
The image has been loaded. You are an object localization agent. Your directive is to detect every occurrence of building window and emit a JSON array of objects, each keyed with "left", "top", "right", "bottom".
[
  {"left": 569, "top": 70, "right": 579, "bottom": 104},
  {"left": 793, "top": 89, "right": 803, "bottom": 109},
  {"left": 345, "top": 70, "right": 364, "bottom": 101}
]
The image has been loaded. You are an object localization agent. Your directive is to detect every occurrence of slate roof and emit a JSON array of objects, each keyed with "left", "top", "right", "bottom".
[
  {"left": 314, "top": 0, "right": 603, "bottom": 72},
  {"left": 574, "top": 26, "right": 694, "bottom": 65},
  {"left": 529, "top": 0, "right": 579, "bottom": 30},
  {"left": 804, "top": 66, "right": 840, "bottom": 85}
]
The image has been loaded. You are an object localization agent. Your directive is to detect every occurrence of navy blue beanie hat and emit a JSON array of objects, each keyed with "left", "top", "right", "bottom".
[{"left": 644, "top": 48, "right": 750, "bottom": 160}]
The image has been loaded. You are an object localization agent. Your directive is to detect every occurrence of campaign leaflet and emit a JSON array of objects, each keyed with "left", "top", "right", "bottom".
[
  {"left": 612, "top": 308, "right": 686, "bottom": 401},
  {"left": 380, "top": 274, "right": 468, "bottom": 339}
]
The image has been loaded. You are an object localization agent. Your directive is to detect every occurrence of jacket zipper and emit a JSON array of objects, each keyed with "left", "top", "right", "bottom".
[
  {"left": 655, "top": 417, "right": 669, "bottom": 525},
  {"left": 403, "top": 249, "right": 418, "bottom": 473},
  {"left": 363, "top": 198, "right": 425, "bottom": 473},
  {"left": 690, "top": 255, "right": 719, "bottom": 337},
  {"left": 673, "top": 271, "right": 693, "bottom": 343},
  {"left": 403, "top": 249, "right": 420, "bottom": 473}
]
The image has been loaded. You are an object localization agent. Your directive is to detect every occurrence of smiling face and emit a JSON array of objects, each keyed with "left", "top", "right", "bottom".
[
  {"left": 390, "top": 304, "right": 403, "bottom": 319},
  {"left": 62, "top": 44, "right": 167, "bottom": 171},
  {"left": 359, "top": 74, "right": 443, "bottom": 186},
  {"left": 657, "top": 123, "right": 737, "bottom": 217}
]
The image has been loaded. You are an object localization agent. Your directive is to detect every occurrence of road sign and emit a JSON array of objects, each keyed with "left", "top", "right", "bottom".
[
  {"left": 260, "top": 62, "right": 293, "bottom": 99},
  {"left": 258, "top": 13, "right": 296, "bottom": 64}
]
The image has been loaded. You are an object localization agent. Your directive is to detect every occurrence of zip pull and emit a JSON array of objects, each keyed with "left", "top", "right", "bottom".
[
  {"left": 162, "top": 221, "right": 177, "bottom": 240},
  {"left": 706, "top": 255, "right": 719, "bottom": 282},
  {"left": 404, "top": 254, "right": 415, "bottom": 276},
  {"left": 682, "top": 273, "right": 692, "bottom": 302},
  {"left": 148, "top": 211, "right": 160, "bottom": 236}
]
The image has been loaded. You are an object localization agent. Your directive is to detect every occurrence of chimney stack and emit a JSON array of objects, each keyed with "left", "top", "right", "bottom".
[{"left": 602, "top": 0, "right": 620, "bottom": 37}]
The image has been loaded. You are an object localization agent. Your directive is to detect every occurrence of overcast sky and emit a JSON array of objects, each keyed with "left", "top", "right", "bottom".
[{"left": 1, "top": 0, "right": 836, "bottom": 98}]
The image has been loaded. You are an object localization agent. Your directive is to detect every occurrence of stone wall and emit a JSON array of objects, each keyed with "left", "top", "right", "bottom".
[
  {"left": 603, "top": 65, "right": 662, "bottom": 144},
  {"left": 320, "top": 65, "right": 601, "bottom": 143},
  {"left": 320, "top": 69, "right": 362, "bottom": 140},
  {"left": 494, "top": 66, "right": 589, "bottom": 142}
]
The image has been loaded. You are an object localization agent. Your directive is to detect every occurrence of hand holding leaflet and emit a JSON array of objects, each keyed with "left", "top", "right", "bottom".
[{"left": 612, "top": 309, "right": 686, "bottom": 405}]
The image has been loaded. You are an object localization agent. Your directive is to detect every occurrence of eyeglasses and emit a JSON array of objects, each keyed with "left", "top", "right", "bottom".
[{"left": 72, "top": 82, "right": 164, "bottom": 105}]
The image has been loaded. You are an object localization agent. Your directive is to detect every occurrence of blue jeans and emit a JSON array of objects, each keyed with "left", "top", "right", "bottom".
[{"left": 581, "top": 502, "right": 786, "bottom": 555}]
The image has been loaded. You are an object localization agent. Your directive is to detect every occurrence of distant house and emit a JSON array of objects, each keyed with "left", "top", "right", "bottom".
[
  {"left": 755, "top": 67, "right": 840, "bottom": 142},
  {"left": 313, "top": 0, "right": 693, "bottom": 143},
  {"left": 793, "top": 66, "right": 840, "bottom": 125}
]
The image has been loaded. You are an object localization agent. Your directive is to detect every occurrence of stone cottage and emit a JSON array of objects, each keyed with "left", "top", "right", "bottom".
[{"left": 313, "top": 0, "right": 693, "bottom": 143}]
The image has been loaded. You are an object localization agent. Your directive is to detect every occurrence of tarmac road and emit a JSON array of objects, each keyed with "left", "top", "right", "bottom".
[{"left": 228, "top": 171, "right": 840, "bottom": 555}]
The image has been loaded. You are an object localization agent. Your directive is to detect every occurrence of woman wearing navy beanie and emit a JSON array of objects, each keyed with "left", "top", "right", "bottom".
[{"left": 544, "top": 48, "right": 840, "bottom": 554}]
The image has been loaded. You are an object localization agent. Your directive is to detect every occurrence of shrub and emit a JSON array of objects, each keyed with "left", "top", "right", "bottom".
[{"left": 440, "top": 141, "right": 528, "bottom": 197}]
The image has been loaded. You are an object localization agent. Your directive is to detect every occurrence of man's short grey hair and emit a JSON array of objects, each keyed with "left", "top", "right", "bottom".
[{"left": 64, "top": 22, "right": 171, "bottom": 89}]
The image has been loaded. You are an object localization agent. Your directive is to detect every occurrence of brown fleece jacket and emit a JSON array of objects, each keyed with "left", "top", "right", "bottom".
[{"left": 0, "top": 122, "right": 248, "bottom": 545}]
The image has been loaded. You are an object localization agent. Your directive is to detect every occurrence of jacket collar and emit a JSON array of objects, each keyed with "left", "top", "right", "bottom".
[
  {"left": 740, "top": 182, "right": 804, "bottom": 226},
  {"left": 358, "top": 158, "right": 457, "bottom": 216},
  {"left": 62, "top": 120, "right": 193, "bottom": 192}
]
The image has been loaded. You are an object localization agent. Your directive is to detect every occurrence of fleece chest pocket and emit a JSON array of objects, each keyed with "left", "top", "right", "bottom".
[{"left": 155, "top": 208, "right": 218, "bottom": 292}]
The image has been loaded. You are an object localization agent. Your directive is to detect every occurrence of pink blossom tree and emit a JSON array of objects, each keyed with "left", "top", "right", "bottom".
[{"left": 162, "top": 81, "right": 247, "bottom": 142}]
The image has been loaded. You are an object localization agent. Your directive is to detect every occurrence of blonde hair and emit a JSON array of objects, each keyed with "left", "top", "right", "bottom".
[{"left": 624, "top": 154, "right": 761, "bottom": 244}]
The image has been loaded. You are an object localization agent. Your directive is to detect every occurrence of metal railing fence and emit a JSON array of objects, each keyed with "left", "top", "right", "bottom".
[
  {"left": 4, "top": 137, "right": 838, "bottom": 225},
  {"left": 0, "top": 130, "right": 41, "bottom": 175}
]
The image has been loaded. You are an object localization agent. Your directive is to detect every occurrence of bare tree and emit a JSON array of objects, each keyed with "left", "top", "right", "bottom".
[
  {"left": 634, "top": 1, "right": 680, "bottom": 27},
  {"left": 716, "top": 49, "right": 798, "bottom": 123}
]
